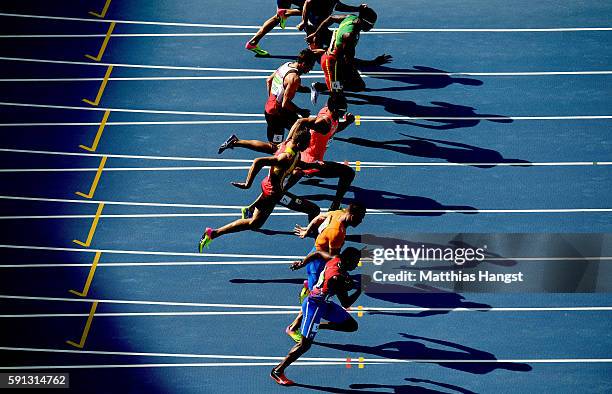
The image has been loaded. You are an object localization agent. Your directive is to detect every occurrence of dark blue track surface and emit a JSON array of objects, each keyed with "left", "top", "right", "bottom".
[{"left": 1, "top": 1, "right": 611, "bottom": 393}]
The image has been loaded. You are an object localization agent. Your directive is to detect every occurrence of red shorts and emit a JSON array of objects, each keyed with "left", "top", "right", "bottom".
[
  {"left": 321, "top": 53, "right": 339, "bottom": 91},
  {"left": 261, "top": 176, "right": 279, "bottom": 197}
]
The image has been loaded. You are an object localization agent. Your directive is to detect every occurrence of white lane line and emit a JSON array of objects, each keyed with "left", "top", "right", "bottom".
[
  {"left": 2, "top": 359, "right": 611, "bottom": 370},
  {"left": 2, "top": 244, "right": 612, "bottom": 261},
  {"left": 361, "top": 116, "right": 612, "bottom": 121},
  {"left": 1, "top": 294, "right": 611, "bottom": 312},
  {"left": 4, "top": 71, "right": 612, "bottom": 82},
  {"left": 4, "top": 70, "right": 612, "bottom": 82},
  {"left": 0, "top": 244, "right": 303, "bottom": 259},
  {"left": 0, "top": 346, "right": 611, "bottom": 366},
  {"left": 0, "top": 362, "right": 369, "bottom": 369},
  {"left": 1, "top": 161, "right": 611, "bottom": 173},
  {"left": 4, "top": 148, "right": 612, "bottom": 168},
  {"left": 2, "top": 255, "right": 612, "bottom": 268},
  {"left": 0, "top": 260, "right": 294, "bottom": 268},
  {"left": 0, "top": 120, "right": 267, "bottom": 126},
  {"left": 0, "top": 101, "right": 263, "bottom": 117},
  {"left": 0, "top": 294, "right": 300, "bottom": 310},
  {"left": 3, "top": 305, "right": 612, "bottom": 318},
  {"left": 0, "top": 32, "right": 408, "bottom": 38},
  {"left": 0, "top": 213, "right": 310, "bottom": 219},
  {"left": 0, "top": 56, "right": 279, "bottom": 73},
  {"left": 0, "top": 167, "right": 254, "bottom": 172},
  {"left": 0, "top": 76, "right": 312, "bottom": 82},
  {"left": 2, "top": 56, "right": 612, "bottom": 77},
  {"left": 1, "top": 12, "right": 611, "bottom": 32},
  {"left": 0, "top": 195, "right": 250, "bottom": 209},
  {"left": 2, "top": 208, "right": 612, "bottom": 220},
  {"left": 0, "top": 311, "right": 300, "bottom": 318},
  {"left": 1, "top": 101, "right": 611, "bottom": 121}
]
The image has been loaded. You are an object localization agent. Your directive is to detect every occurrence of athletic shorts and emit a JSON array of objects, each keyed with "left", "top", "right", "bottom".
[
  {"left": 265, "top": 110, "right": 299, "bottom": 143},
  {"left": 300, "top": 298, "right": 351, "bottom": 340},
  {"left": 277, "top": 0, "right": 304, "bottom": 9},
  {"left": 321, "top": 53, "right": 363, "bottom": 91},
  {"left": 305, "top": 246, "right": 325, "bottom": 289}
]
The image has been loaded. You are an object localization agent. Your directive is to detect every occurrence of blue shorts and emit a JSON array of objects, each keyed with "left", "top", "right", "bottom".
[
  {"left": 305, "top": 246, "right": 325, "bottom": 290},
  {"left": 300, "top": 298, "right": 351, "bottom": 340}
]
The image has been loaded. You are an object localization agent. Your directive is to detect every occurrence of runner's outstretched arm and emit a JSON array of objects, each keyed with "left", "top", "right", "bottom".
[
  {"left": 294, "top": 212, "right": 328, "bottom": 237},
  {"left": 354, "top": 54, "right": 393, "bottom": 67},
  {"left": 231, "top": 156, "right": 279, "bottom": 189},
  {"left": 290, "top": 250, "right": 332, "bottom": 270},
  {"left": 306, "top": 15, "right": 346, "bottom": 44}
]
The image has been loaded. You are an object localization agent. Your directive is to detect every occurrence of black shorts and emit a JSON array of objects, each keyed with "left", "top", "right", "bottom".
[{"left": 265, "top": 110, "right": 299, "bottom": 143}]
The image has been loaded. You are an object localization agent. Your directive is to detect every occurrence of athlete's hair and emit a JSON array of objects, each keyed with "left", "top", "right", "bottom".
[
  {"left": 340, "top": 247, "right": 361, "bottom": 263},
  {"left": 347, "top": 202, "right": 366, "bottom": 217},
  {"left": 291, "top": 126, "right": 311, "bottom": 148},
  {"left": 359, "top": 7, "right": 377, "bottom": 26},
  {"left": 327, "top": 94, "right": 348, "bottom": 112},
  {"left": 296, "top": 48, "right": 317, "bottom": 67}
]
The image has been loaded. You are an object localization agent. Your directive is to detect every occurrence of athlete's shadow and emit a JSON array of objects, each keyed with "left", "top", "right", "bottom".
[
  {"left": 316, "top": 333, "right": 532, "bottom": 374},
  {"left": 253, "top": 228, "right": 295, "bottom": 237},
  {"left": 229, "top": 278, "right": 304, "bottom": 284},
  {"left": 362, "top": 280, "right": 492, "bottom": 318},
  {"left": 259, "top": 54, "right": 298, "bottom": 60},
  {"left": 335, "top": 134, "right": 531, "bottom": 168},
  {"left": 345, "top": 92, "right": 512, "bottom": 130},
  {"left": 295, "top": 378, "right": 476, "bottom": 394},
  {"left": 358, "top": 64, "right": 484, "bottom": 93},
  {"left": 299, "top": 179, "right": 477, "bottom": 216}
]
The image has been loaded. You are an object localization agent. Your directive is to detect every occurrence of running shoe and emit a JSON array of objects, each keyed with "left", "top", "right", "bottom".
[
  {"left": 198, "top": 227, "right": 213, "bottom": 252},
  {"left": 285, "top": 325, "right": 303, "bottom": 343},
  {"left": 218, "top": 134, "right": 238, "bottom": 154},
  {"left": 241, "top": 206, "right": 253, "bottom": 219},
  {"left": 245, "top": 41, "right": 269, "bottom": 57},
  {"left": 276, "top": 9, "right": 288, "bottom": 29},
  {"left": 270, "top": 368, "right": 295, "bottom": 386},
  {"left": 299, "top": 280, "right": 310, "bottom": 304},
  {"left": 310, "top": 82, "right": 319, "bottom": 105}
]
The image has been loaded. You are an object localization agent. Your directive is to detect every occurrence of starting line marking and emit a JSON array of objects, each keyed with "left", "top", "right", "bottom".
[
  {"left": 79, "top": 110, "right": 110, "bottom": 152},
  {"left": 89, "top": 0, "right": 112, "bottom": 19},
  {"left": 75, "top": 157, "right": 107, "bottom": 199},
  {"left": 65, "top": 302, "right": 98, "bottom": 349},
  {"left": 82, "top": 66, "right": 113, "bottom": 106},
  {"left": 69, "top": 252, "right": 101, "bottom": 297},
  {"left": 72, "top": 203, "right": 105, "bottom": 247},
  {"left": 85, "top": 22, "right": 115, "bottom": 62}
]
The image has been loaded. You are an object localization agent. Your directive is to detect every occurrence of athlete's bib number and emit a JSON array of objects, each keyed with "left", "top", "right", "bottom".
[
  {"left": 280, "top": 195, "right": 302, "bottom": 206},
  {"left": 273, "top": 133, "right": 284, "bottom": 143}
]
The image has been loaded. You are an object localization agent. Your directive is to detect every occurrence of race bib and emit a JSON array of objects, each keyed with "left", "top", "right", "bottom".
[{"left": 273, "top": 133, "right": 284, "bottom": 143}]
